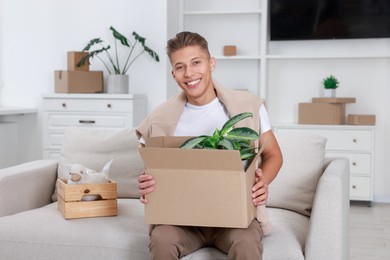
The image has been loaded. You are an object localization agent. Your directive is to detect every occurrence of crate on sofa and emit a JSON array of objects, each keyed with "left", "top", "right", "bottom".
[{"left": 57, "top": 179, "right": 118, "bottom": 219}]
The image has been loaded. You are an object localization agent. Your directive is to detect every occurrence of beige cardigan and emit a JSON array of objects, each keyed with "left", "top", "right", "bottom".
[{"left": 136, "top": 81, "right": 264, "bottom": 142}]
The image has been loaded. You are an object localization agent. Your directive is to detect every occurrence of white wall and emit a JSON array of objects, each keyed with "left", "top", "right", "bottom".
[{"left": 0, "top": 0, "right": 168, "bottom": 162}]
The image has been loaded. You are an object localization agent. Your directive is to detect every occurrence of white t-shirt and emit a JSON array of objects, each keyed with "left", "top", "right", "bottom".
[
  {"left": 174, "top": 97, "right": 271, "bottom": 136},
  {"left": 139, "top": 98, "right": 271, "bottom": 144}
]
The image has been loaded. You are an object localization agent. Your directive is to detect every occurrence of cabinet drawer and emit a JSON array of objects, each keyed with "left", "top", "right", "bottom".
[
  {"left": 350, "top": 176, "right": 371, "bottom": 200},
  {"left": 43, "top": 98, "right": 133, "bottom": 113},
  {"left": 46, "top": 113, "right": 132, "bottom": 129},
  {"left": 277, "top": 128, "right": 372, "bottom": 151},
  {"left": 326, "top": 152, "right": 371, "bottom": 175}
]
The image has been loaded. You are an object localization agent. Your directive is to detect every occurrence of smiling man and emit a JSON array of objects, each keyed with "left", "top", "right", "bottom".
[{"left": 136, "top": 31, "right": 282, "bottom": 260}]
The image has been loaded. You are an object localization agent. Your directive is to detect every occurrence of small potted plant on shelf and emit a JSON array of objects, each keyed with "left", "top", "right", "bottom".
[
  {"left": 322, "top": 75, "right": 339, "bottom": 98},
  {"left": 77, "top": 26, "right": 160, "bottom": 94}
]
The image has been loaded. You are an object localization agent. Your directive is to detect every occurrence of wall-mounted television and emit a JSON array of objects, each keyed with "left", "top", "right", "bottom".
[{"left": 270, "top": 0, "right": 390, "bottom": 41}]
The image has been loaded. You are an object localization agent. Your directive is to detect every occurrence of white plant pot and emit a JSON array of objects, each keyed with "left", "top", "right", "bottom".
[
  {"left": 323, "top": 88, "right": 336, "bottom": 98},
  {"left": 105, "top": 74, "right": 129, "bottom": 94}
]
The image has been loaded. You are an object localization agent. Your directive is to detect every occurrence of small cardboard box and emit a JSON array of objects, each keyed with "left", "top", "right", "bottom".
[
  {"left": 348, "top": 114, "right": 376, "bottom": 125},
  {"left": 223, "top": 45, "right": 237, "bottom": 56},
  {"left": 67, "top": 51, "right": 89, "bottom": 71},
  {"left": 57, "top": 179, "right": 118, "bottom": 219},
  {"left": 312, "top": 97, "right": 356, "bottom": 104},
  {"left": 299, "top": 102, "right": 346, "bottom": 124},
  {"left": 138, "top": 136, "right": 260, "bottom": 228},
  {"left": 55, "top": 70, "right": 103, "bottom": 93}
]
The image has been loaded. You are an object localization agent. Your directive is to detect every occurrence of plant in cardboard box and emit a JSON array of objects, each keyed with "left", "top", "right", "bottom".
[
  {"left": 322, "top": 75, "right": 339, "bottom": 98},
  {"left": 180, "top": 112, "right": 259, "bottom": 161},
  {"left": 77, "top": 26, "right": 160, "bottom": 94}
]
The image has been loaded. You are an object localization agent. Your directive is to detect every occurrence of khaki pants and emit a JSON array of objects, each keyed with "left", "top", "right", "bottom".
[{"left": 149, "top": 219, "right": 263, "bottom": 260}]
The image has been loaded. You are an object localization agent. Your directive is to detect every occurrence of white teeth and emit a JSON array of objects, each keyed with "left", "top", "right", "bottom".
[{"left": 187, "top": 79, "right": 200, "bottom": 86}]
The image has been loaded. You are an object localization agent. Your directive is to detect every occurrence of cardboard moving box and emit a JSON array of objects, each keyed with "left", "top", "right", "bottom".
[
  {"left": 55, "top": 70, "right": 103, "bottom": 93},
  {"left": 299, "top": 102, "right": 346, "bottom": 125},
  {"left": 67, "top": 51, "right": 89, "bottom": 71},
  {"left": 348, "top": 114, "right": 376, "bottom": 125},
  {"left": 299, "top": 97, "right": 356, "bottom": 125},
  {"left": 138, "top": 136, "right": 261, "bottom": 228}
]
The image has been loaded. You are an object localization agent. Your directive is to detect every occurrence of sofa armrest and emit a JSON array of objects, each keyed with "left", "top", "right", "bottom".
[
  {"left": 0, "top": 160, "right": 58, "bottom": 217},
  {"left": 305, "top": 157, "right": 350, "bottom": 260}
]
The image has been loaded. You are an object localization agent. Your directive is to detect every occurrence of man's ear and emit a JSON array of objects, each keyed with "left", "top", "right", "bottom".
[
  {"left": 210, "top": 57, "right": 216, "bottom": 72},
  {"left": 171, "top": 70, "right": 176, "bottom": 79}
]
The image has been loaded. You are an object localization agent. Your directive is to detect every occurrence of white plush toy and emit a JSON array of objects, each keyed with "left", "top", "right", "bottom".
[{"left": 67, "top": 159, "right": 113, "bottom": 201}]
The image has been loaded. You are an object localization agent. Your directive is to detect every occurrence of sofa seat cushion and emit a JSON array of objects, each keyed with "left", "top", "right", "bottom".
[
  {"left": 0, "top": 201, "right": 309, "bottom": 260},
  {"left": 0, "top": 199, "right": 150, "bottom": 260}
]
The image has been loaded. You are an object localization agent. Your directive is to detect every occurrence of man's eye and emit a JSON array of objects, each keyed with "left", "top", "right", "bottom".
[
  {"left": 175, "top": 66, "right": 184, "bottom": 71},
  {"left": 193, "top": 60, "right": 201, "bottom": 65}
]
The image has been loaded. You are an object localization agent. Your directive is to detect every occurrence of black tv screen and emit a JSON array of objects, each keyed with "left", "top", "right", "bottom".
[{"left": 270, "top": 0, "right": 390, "bottom": 41}]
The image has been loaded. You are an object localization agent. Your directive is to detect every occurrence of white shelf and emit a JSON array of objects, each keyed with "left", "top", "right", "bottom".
[
  {"left": 214, "top": 55, "right": 261, "bottom": 60},
  {"left": 267, "top": 54, "right": 390, "bottom": 60},
  {"left": 184, "top": 10, "right": 262, "bottom": 15}
]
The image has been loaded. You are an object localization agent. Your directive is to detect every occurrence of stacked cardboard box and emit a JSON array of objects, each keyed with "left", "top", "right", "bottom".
[
  {"left": 299, "top": 97, "right": 356, "bottom": 125},
  {"left": 55, "top": 51, "right": 104, "bottom": 93}
]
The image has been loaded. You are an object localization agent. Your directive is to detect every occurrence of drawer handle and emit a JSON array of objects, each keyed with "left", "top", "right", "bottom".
[
  {"left": 352, "top": 162, "right": 357, "bottom": 166},
  {"left": 62, "top": 103, "right": 67, "bottom": 108},
  {"left": 79, "top": 120, "right": 95, "bottom": 124},
  {"left": 352, "top": 185, "right": 357, "bottom": 189},
  {"left": 352, "top": 139, "right": 357, "bottom": 143},
  {"left": 107, "top": 103, "right": 112, "bottom": 108}
]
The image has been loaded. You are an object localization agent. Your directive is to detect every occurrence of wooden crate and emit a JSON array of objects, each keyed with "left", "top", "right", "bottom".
[{"left": 57, "top": 179, "right": 117, "bottom": 219}]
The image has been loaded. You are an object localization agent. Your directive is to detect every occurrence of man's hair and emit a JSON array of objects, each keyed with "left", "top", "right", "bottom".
[{"left": 166, "top": 31, "right": 210, "bottom": 59}]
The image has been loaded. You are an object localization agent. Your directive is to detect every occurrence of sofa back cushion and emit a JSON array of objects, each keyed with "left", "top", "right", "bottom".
[
  {"left": 53, "top": 127, "right": 144, "bottom": 201},
  {"left": 267, "top": 132, "right": 327, "bottom": 217}
]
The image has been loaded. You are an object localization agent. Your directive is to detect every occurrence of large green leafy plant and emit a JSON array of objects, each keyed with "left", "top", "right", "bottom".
[
  {"left": 77, "top": 26, "right": 159, "bottom": 75},
  {"left": 180, "top": 112, "right": 259, "bottom": 160}
]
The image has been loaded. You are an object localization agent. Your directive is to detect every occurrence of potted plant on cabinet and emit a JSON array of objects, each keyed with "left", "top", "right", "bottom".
[
  {"left": 322, "top": 75, "right": 339, "bottom": 98},
  {"left": 77, "top": 26, "right": 160, "bottom": 94}
]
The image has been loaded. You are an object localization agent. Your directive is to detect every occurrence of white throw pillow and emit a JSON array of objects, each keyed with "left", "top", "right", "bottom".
[
  {"left": 52, "top": 127, "right": 144, "bottom": 201},
  {"left": 267, "top": 132, "right": 327, "bottom": 217}
]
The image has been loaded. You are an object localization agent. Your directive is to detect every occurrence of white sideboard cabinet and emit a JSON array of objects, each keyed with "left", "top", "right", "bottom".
[
  {"left": 42, "top": 94, "right": 146, "bottom": 159},
  {"left": 273, "top": 124, "right": 375, "bottom": 203}
]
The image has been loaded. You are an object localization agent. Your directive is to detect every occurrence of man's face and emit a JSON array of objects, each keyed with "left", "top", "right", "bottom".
[{"left": 170, "top": 45, "right": 216, "bottom": 105}]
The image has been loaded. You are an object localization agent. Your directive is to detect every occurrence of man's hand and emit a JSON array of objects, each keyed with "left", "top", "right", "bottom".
[
  {"left": 252, "top": 168, "right": 269, "bottom": 206},
  {"left": 138, "top": 171, "right": 155, "bottom": 204}
]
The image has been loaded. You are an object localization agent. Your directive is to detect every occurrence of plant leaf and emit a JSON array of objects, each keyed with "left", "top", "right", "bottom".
[
  {"left": 144, "top": 45, "right": 160, "bottom": 62},
  {"left": 82, "top": 38, "right": 103, "bottom": 51},
  {"left": 132, "top": 31, "right": 146, "bottom": 46},
  {"left": 226, "top": 127, "right": 259, "bottom": 140},
  {"left": 220, "top": 112, "right": 253, "bottom": 136},
  {"left": 217, "top": 138, "right": 235, "bottom": 150},
  {"left": 77, "top": 46, "right": 111, "bottom": 67},
  {"left": 240, "top": 152, "right": 257, "bottom": 160},
  {"left": 110, "top": 26, "right": 130, "bottom": 47},
  {"left": 180, "top": 136, "right": 207, "bottom": 149}
]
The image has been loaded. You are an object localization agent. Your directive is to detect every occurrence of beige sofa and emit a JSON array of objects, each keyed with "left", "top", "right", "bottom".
[{"left": 0, "top": 127, "right": 349, "bottom": 260}]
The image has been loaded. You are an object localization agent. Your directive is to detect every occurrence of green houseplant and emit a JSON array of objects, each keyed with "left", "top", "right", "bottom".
[
  {"left": 180, "top": 112, "right": 259, "bottom": 160},
  {"left": 322, "top": 75, "right": 339, "bottom": 98},
  {"left": 77, "top": 26, "right": 160, "bottom": 93}
]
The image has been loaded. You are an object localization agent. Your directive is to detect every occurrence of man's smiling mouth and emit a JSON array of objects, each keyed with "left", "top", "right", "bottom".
[{"left": 186, "top": 79, "right": 201, "bottom": 87}]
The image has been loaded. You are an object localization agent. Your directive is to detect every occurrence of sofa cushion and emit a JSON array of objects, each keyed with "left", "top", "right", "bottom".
[
  {"left": 267, "top": 132, "right": 326, "bottom": 216},
  {"left": 54, "top": 127, "right": 144, "bottom": 200},
  {"left": 0, "top": 199, "right": 150, "bottom": 260}
]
